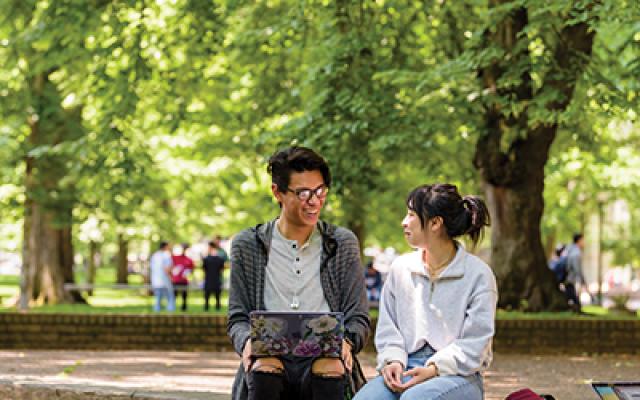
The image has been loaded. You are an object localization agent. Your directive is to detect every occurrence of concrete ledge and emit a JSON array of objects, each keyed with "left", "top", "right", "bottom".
[
  {"left": 1, "top": 313, "right": 639, "bottom": 354},
  {"left": 0, "top": 379, "right": 226, "bottom": 399}
]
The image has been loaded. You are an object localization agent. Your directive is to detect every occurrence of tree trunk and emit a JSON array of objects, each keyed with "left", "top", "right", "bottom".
[
  {"left": 23, "top": 202, "right": 72, "bottom": 304},
  {"left": 87, "top": 240, "right": 98, "bottom": 296},
  {"left": 325, "top": 0, "right": 373, "bottom": 262},
  {"left": 22, "top": 72, "right": 84, "bottom": 305},
  {"left": 543, "top": 231, "right": 555, "bottom": 260},
  {"left": 343, "top": 192, "right": 367, "bottom": 259},
  {"left": 475, "top": 2, "right": 596, "bottom": 310},
  {"left": 117, "top": 234, "right": 129, "bottom": 284},
  {"left": 480, "top": 134, "right": 566, "bottom": 310},
  {"left": 60, "top": 224, "right": 86, "bottom": 303}
]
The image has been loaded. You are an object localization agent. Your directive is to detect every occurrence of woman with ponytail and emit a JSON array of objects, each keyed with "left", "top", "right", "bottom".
[{"left": 354, "top": 184, "right": 497, "bottom": 400}]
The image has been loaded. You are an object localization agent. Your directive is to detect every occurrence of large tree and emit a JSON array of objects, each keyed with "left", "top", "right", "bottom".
[
  {"left": 473, "top": 2, "right": 596, "bottom": 310},
  {"left": 474, "top": 0, "right": 640, "bottom": 310},
  {"left": 385, "top": 0, "right": 639, "bottom": 310},
  {"left": 0, "top": 1, "right": 102, "bottom": 304}
]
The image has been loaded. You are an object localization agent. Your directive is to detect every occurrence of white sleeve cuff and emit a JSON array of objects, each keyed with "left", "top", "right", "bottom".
[
  {"left": 426, "top": 355, "right": 457, "bottom": 376},
  {"left": 376, "top": 347, "right": 408, "bottom": 372}
]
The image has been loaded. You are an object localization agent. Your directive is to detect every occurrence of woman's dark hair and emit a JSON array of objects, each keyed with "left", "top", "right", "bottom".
[
  {"left": 406, "top": 183, "right": 490, "bottom": 247},
  {"left": 267, "top": 146, "right": 331, "bottom": 191}
]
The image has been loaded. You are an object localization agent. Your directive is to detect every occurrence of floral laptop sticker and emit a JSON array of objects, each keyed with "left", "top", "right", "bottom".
[{"left": 249, "top": 311, "right": 345, "bottom": 358}]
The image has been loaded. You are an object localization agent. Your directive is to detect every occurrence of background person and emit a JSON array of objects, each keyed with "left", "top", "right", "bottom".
[
  {"left": 565, "top": 233, "right": 587, "bottom": 313},
  {"left": 150, "top": 241, "right": 175, "bottom": 312},
  {"left": 171, "top": 243, "right": 194, "bottom": 312},
  {"left": 365, "top": 260, "right": 383, "bottom": 303},
  {"left": 548, "top": 244, "right": 568, "bottom": 287},
  {"left": 203, "top": 240, "right": 226, "bottom": 311}
]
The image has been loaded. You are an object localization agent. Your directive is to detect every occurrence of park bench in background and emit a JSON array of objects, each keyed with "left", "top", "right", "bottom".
[
  {"left": 63, "top": 283, "right": 203, "bottom": 293},
  {"left": 63, "top": 283, "right": 205, "bottom": 301}
]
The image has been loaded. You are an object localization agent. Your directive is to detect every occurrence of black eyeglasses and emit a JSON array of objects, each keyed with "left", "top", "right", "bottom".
[{"left": 286, "top": 184, "right": 329, "bottom": 201}]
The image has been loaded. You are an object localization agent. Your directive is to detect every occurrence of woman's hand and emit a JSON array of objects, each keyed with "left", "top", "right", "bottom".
[
  {"left": 397, "top": 364, "right": 438, "bottom": 391},
  {"left": 381, "top": 361, "right": 404, "bottom": 392}
]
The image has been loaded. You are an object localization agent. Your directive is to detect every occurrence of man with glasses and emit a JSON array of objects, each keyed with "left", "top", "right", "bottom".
[{"left": 228, "top": 146, "right": 370, "bottom": 400}]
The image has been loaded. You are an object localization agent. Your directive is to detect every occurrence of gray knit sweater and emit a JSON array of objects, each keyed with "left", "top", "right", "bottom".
[{"left": 227, "top": 219, "right": 370, "bottom": 400}]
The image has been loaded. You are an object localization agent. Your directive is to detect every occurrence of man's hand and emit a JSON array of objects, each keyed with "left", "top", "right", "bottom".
[
  {"left": 397, "top": 364, "right": 438, "bottom": 391},
  {"left": 342, "top": 339, "right": 353, "bottom": 372},
  {"left": 242, "top": 340, "right": 252, "bottom": 372},
  {"left": 381, "top": 361, "right": 404, "bottom": 392}
]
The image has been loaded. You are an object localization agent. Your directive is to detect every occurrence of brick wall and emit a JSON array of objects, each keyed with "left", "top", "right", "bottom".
[
  {"left": 0, "top": 313, "right": 230, "bottom": 351},
  {"left": 493, "top": 319, "right": 640, "bottom": 354},
  {"left": 1, "top": 313, "right": 639, "bottom": 354}
]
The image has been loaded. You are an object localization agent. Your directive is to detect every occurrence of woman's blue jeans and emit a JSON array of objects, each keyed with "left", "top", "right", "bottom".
[{"left": 354, "top": 345, "right": 483, "bottom": 400}]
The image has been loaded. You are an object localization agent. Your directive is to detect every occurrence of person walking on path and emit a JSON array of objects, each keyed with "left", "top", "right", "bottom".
[
  {"left": 548, "top": 244, "right": 567, "bottom": 285},
  {"left": 203, "top": 240, "right": 226, "bottom": 311},
  {"left": 150, "top": 241, "right": 175, "bottom": 312},
  {"left": 354, "top": 183, "right": 497, "bottom": 400},
  {"left": 171, "top": 243, "right": 194, "bottom": 312},
  {"left": 227, "top": 146, "right": 370, "bottom": 400},
  {"left": 565, "top": 233, "right": 587, "bottom": 313},
  {"left": 365, "top": 260, "right": 383, "bottom": 303}
]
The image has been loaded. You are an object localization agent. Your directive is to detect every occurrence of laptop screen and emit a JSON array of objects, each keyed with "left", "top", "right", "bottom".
[{"left": 593, "top": 382, "right": 640, "bottom": 399}]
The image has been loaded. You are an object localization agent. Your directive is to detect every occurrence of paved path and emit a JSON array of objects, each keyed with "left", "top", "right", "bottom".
[{"left": 1, "top": 350, "right": 640, "bottom": 399}]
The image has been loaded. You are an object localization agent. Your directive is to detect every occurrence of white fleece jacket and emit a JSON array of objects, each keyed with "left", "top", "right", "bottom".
[{"left": 375, "top": 245, "right": 498, "bottom": 376}]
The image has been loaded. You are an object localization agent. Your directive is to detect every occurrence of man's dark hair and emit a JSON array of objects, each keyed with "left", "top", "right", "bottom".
[
  {"left": 159, "top": 241, "right": 169, "bottom": 250},
  {"left": 573, "top": 233, "right": 583, "bottom": 243},
  {"left": 208, "top": 241, "right": 219, "bottom": 249},
  {"left": 267, "top": 146, "right": 331, "bottom": 192}
]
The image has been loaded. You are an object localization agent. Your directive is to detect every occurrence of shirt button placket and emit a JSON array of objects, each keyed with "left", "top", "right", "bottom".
[{"left": 293, "top": 243, "right": 301, "bottom": 274}]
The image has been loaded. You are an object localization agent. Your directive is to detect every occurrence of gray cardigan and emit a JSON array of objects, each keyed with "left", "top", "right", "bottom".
[{"left": 227, "top": 219, "right": 370, "bottom": 400}]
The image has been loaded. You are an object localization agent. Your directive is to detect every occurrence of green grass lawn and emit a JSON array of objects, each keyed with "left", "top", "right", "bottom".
[
  {"left": 497, "top": 305, "right": 639, "bottom": 319},
  {"left": 1, "top": 269, "right": 638, "bottom": 318},
  {"left": 0, "top": 266, "right": 229, "bottom": 315},
  {"left": 0, "top": 274, "right": 19, "bottom": 301}
]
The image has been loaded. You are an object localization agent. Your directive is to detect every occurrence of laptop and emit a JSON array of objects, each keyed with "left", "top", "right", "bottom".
[
  {"left": 249, "top": 311, "right": 344, "bottom": 358},
  {"left": 592, "top": 382, "right": 640, "bottom": 399}
]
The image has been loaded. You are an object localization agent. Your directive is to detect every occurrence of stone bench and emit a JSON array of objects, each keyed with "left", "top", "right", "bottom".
[{"left": 63, "top": 283, "right": 204, "bottom": 293}]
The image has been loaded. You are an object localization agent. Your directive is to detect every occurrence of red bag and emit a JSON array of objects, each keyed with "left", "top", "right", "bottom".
[{"left": 505, "top": 389, "right": 544, "bottom": 400}]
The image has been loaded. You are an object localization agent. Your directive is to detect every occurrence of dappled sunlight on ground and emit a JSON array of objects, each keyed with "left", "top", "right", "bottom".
[{"left": 2, "top": 351, "right": 640, "bottom": 399}]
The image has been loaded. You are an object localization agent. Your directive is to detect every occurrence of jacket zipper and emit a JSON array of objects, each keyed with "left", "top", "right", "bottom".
[{"left": 429, "top": 280, "right": 436, "bottom": 304}]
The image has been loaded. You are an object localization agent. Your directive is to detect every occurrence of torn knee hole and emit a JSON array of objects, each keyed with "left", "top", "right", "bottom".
[
  {"left": 252, "top": 365, "right": 284, "bottom": 374},
  {"left": 313, "top": 372, "right": 344, "bottom": 379},
  {"left": 311, "top": 365, "right": 345, "bottom": 378}
]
